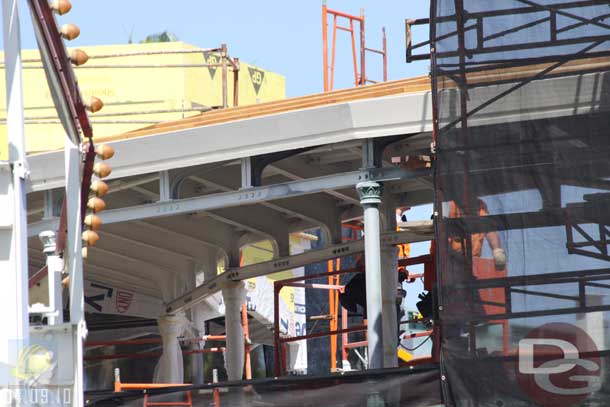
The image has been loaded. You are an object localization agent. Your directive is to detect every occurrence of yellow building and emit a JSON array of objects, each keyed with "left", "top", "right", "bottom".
[{"left": 0, "top": 41, "right": 286, "bottom": 155}]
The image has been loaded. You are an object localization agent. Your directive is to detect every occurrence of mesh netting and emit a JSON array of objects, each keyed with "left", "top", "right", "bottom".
[
  {"left": 432, "top": 1, "right": 610, "bottom": 405},
  {"left": 87, "top": 366, "right": 441, "bottom": 407}
]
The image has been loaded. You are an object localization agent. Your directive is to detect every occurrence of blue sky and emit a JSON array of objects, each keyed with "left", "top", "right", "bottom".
[{"left": 11, "top": 0, "right": 431, "bottom": 97}]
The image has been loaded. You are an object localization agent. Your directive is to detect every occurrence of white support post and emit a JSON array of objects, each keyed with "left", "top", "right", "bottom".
[
  {"left": 65, "top": 138, "right": 85, "bottom": 406},
  {"left": 221, "top": 279, "right": 246, "bottom": 381},
  {"left": 0, "top": 0, "right": 29, "bottom": 395},
  {"left": 356, "top": 181, "right": 384, "bottom": 370}
]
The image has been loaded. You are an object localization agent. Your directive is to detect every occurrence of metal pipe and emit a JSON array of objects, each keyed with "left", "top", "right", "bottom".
[
  {"left": 22, "top": 47, "right": 223, "bottom": 63},
  {"left": 360, "top": 8, "right": 366, "bottom": 85},
  {"left": 283, "top": 282, "right": 344, "bottom": 290},
  {"left": 85, "top": 348, "right": 225, "bottom": 361},
  {"left": 349, "top": 19, "right": 358, "bottom": 86},
  {"left": 17, "top": 63, "right": 234, "bottom": 69},
  {"left": 328, "top": 259, "right": 339, "bottom": 371},
  {"left": 406, "top": 19, "right": 413, "bottom": 62},
  {"left": 382, "top": 27, "right": 387, "bottom": 82},
  {"left": 326, "top": 8, "right": 365, "bottom": 22},
  {"left": 331, "top": 15, "right": 337, "bottom": 90},
  {"left": 322, "top": 1, "right": 329, "bottom": 91},
  {"left": 221, "top": 43, "right": 228, "bottom": 109},
  {"left": 336, "top": 26, "right": 354, "bottom": 32},
  {"left": 85, "top": 336, "right": 226, "bottom": 347},
  {"left": 233, "top": 58, "right": 240, "bottom": 107},
  {"left": 344, "top": 340, "right": 368, "bottom": 349},
  {"left": 356, "top": 181, "right": 383, "bottom": 369},
  {"left": 212, "top": 369, "right": 220, "bottom": 407},
  {"left": 280, "top": 325, "right": 367, "bottom": 343},
  {"left": 273, "top": 282, "right": 281, "bottom": 376}
]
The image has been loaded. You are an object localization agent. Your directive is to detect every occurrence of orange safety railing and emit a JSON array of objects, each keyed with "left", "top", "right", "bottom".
[
  {"left": 84, "top": 336, "right": 226, "bottom": 362},
  {"left": 113, "top": 368, "right": 199, "bottom": 407}
]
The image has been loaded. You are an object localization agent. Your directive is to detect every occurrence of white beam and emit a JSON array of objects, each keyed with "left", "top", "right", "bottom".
[{"left": 105, "top": 168, "right": 427, "bottom": 225}]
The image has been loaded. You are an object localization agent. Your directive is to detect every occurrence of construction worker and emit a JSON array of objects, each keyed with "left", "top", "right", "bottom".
[
  {"left": 442, "top": 197, "right": 507, "bottom": 346},
  {"left": 448, "top": 199, "right": 506, "bottom": 270},
  {"left": 395, "top": 207, "right": 411, "bottom": 258},
  {"left": 339, "top": 259, "right": 407, "bottom": 340}
]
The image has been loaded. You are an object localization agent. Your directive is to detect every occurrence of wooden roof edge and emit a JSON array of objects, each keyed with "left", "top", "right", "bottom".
[{"left": 94, "top": 77, "right": 430, "bottom": 143}]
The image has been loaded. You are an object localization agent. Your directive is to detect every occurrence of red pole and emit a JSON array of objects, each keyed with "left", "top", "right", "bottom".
[
  {"left": 382, "top": 27, "right": 387, "bottom": 82},
  {"left": 325, "top": 8, "right": 364, "bottom": 22},
  {"left": 322, "top": 1, "right": 329, "bottom": 91},
  {"left": 359, "top": 8, "right": 366, "bottom": 85},
  {"left": 273, "top": 282, "right": 281, "bottom": 376},
  {"left": 330, "top": 15, "right": 338, "bottom": 91},
  {"left": 349, "top": 20, "right": 358, "bottom": 87},
  {"left": 328, "top": 260, "right": 337, "bottom": 371}
]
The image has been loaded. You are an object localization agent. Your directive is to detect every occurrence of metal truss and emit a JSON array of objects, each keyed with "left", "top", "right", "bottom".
[
  {"left": 28, "top": 166, "right": 430, "bottom": 237},
  {"left": 166, "top": 227, "right": 433, "bottom": 315},
  {"left": 565, "top": 193, "right": 610, "bottom": 262},
  {"left": 407, "top": 0, "right": 610, "bottom": 73}
]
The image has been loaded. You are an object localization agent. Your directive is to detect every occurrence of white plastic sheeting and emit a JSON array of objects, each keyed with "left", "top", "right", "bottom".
[
  {"left": 153, "top": 313, "right": 190, "bottom": 384},
  {"left": 221, "top": 282, "right": 246, "bottom": 381}
]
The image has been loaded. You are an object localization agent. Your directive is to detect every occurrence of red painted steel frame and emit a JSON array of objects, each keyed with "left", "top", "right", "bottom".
[
  {"left": 322, "top": 4, "right": 366, "bottom": 91},
  {"left": 322, "top": 4, "right": 388, "bottom": 91},
  {"left": 85, "top": 347, "right": 225, "bottom": 362}
]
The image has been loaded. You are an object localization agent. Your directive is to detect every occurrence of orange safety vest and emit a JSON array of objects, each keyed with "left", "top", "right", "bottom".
[
  {"left": 398, "top": 242, "right": 410, "bottom": 258},
  {"left": 449, "top": 200, "right": 489, "bottom": 257}
]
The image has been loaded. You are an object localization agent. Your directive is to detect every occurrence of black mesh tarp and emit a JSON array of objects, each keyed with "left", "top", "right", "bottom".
[
  {"left": 432, "top": 1, "right": 610, "bottom": 406},
  {"left": 86, "top": 365, "right": 441, "bottom": 407}
]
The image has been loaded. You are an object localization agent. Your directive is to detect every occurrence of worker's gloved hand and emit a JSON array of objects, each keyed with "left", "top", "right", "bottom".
[{"left": 493, "top": 248, "right": 507, "bottom": 270}]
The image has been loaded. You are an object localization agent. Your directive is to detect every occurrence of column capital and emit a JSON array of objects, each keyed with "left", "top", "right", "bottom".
[{"left": 356, "top": 181, "right": 383, "bottom": 205}]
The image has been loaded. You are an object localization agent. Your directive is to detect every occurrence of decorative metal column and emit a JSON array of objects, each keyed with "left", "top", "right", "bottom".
[{"left": 356, "top": 181, "right": 384, "bottom": 369}]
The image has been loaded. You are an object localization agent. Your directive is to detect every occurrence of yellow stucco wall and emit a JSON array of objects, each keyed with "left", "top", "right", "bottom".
[{"left": 0, "top": 41, "right": 286, "bottom": 158}]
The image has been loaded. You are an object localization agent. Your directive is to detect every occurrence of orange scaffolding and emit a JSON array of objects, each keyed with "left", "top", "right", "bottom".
[
  {"left": 322, "top": 2, "right": 387, "bottom": 92},
  {"left": 114, "top": 369, "right": 196, "bottom": 407}
]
